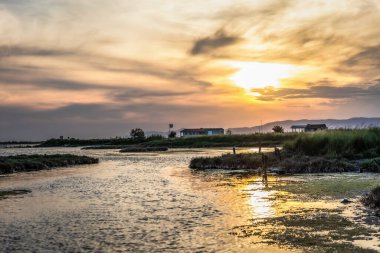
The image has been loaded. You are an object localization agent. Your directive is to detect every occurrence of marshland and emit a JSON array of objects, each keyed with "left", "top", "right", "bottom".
[{"left": 1, "top": 129, "right": 380, "bottom": 252}]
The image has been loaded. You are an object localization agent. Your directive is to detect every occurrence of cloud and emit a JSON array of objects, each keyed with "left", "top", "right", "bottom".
[
  {"left": 88, "top": 56, "right": 212, "bottom": 88},
  {"left": 190, "top": 30, "right": 241, "bottom": 55},
  {"left": 252, "top": 81, "right": 380, "bottom": 101},
  {"left": 344, "top": 44, "right": 380, "bottom": 68},
  {"left": 0, "top": 45, "right": 71, "bottom": 58},
  {"left": 111, "top": 89, "right": 194, "bottom": 101}
]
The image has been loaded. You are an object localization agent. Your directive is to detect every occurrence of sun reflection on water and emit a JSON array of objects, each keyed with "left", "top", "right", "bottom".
[{"left": 244, "top": 180, "right": 277, "bottom": 219}]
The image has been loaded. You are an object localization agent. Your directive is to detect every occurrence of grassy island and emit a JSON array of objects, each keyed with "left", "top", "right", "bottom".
[
  {"left": 0, "top": 154, "right": 99, "bottom": 174},
  {"left": 190, "top": 128, "right": 380, "bottom": 174}
]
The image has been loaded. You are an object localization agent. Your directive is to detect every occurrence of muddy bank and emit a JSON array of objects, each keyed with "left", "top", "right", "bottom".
[
  {"left": 119, "top": 147, "right": 168, "bottom": 153},
  {"left": 0, "top": 154, "right": 99, "bottom": 174},
  {"left": 82, "top": 145, "right": 128, "bottom": 150}
]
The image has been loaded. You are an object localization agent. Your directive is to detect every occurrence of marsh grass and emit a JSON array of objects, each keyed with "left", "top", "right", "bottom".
[
  {"left": 362, "top": 186, "right": 380, "bottom": 209},
  {"left": 0, "top": 154, "right": 99, "bottom": 174},
  {"left": 40, "top": 133, "right": 297, "bottom": 148},
  {"left": 141, "top": 133, "right": 297, "bottom": 148},
  {"left": 284, "top": 128, "right": 380, "bottom": 159},
  {"left": 189, "top": 153, "right": 275, "bottom": 170}
]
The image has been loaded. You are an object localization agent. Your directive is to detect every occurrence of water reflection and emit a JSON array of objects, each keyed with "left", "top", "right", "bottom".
[
  {"left": 247, "top": 187, "right": 276, "bottom": 219},
  {"left": 1, "top": 147, "right": 379, "bottom": 252}
]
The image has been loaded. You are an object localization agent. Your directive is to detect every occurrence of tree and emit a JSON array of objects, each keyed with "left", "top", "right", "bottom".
[
  {"left": 130, "top": 128, "right": 145, "bottom": 140},
  {"left": 272, "top": 125, "right": 284, "bottom": 133},
  {"left": 168, "top": 131, "right": 177, "bottom": 138},
  {"left": 226, "top": 129, "right": 232, "bottom": 135}
]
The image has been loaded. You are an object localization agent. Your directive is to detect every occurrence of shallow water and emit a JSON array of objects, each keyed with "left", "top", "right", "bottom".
[{"left": 0, "top": 147, "right": 379, "bottom": 252}]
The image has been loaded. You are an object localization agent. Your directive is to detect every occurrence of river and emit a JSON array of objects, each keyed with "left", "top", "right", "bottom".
[{"left": 0, "top": 147, "right": 379, "bottom": 252}]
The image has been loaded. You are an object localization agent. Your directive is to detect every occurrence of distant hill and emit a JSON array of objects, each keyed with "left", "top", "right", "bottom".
[{"left": 229, "top": 117, "right": 380, "bottom": 134}]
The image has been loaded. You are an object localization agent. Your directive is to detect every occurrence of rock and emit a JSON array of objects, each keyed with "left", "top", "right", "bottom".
[{"left": 341, "top": 198, "right": 353, "bottom": 204}]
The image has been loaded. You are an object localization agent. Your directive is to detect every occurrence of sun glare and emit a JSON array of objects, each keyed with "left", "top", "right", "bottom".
[{"left": 229, "top": 61, "right": 298, "bottom": 90}]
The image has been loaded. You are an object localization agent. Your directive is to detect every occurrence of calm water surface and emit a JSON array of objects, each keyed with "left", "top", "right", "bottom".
[{"left": 0, "top": 147, "right": 378, "bottom": 252}]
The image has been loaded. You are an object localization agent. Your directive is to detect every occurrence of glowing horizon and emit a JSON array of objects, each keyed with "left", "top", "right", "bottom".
[{"left": 1, "top": 0, "right": 380, "bottom": 140}]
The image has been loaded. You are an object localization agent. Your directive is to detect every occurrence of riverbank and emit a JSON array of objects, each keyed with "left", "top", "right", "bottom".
[
  {"left": 37, "top": 133, "right": 297, "bottom": 148},
  {"left": 119, "top": 147, "right": 168, "bottom": 152},
  {"left": 0, "top": 154, "right": 99, "bottom": 174},
  {"left": 190, "top": 129, "right": 380, "bottom": 173},
  {"left": 189, "top": 152, "right": 372, "bottom": 173}
]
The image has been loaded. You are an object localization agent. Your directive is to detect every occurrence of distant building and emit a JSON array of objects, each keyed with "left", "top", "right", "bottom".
[
  {"left": 291, "top": 124, "right": 328, "bottom": 132},
  {"left": 291, "top": 125, "right": 307, "bottom": 132},
  {"left": 305, "top": 124, "right": 328, "bottom": 132},
  {"left": 180, "top": 128, "right": 224, "bottom": 137}
]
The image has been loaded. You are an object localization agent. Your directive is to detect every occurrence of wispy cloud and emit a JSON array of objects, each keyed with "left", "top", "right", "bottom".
[
  {"left": 0, "top": 45, "right": 71, "bottom": 58},
  {"left": 1, "top": 0, "right": 380, "bottom": 139},
  {"left": 252, "top": 81, "right": 380, "bottom": 101}
]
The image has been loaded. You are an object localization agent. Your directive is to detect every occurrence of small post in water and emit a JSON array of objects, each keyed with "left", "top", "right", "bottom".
[
  {"left": 261, "top": 153, "right": 268, "bottom": 182},
  {"left": 274, "top": 147, "right": 282, "bottom": 161},
  {"left": 258, "top": 140, "right": 262, "bottom": 153},
  {"left": 232, "top": 147, "right": 236, "bottom": 155}
]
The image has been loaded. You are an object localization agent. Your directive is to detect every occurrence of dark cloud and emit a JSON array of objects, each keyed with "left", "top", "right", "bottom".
[
  {"left": 252, "top": 82, "right": 380, "bottom": 101},
  {"left": 344, "top": 44, "right": 380, "bottom": 68},
  {"left": 112, "top": 89, "right": 193, "bottom": 100},
  {"left": 190, "top": 30, "right": 241, "bottom": 55},
  {"left": 0, "top": 45, "right": 71, "bottom": 58}
]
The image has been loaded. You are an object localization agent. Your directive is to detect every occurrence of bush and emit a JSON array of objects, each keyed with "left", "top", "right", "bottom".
[
  {"left": 130, "top": 128, "right": 145, "bottom": 141},
  {"left": 360, "top": 158, "right": 380, "bottom": 173},
  {"left": 272, "top": 125, "right": 284, "bottom": 133},
  {"left": 362, "top": 186, "right": 380, "bottom": 209}
]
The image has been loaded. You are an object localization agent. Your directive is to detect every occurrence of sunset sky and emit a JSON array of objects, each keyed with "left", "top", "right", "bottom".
[{"left": 1, "top": 0, "right": 380, "bottom": 140}]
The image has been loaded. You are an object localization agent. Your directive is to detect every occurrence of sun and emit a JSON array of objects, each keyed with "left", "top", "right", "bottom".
[{"left": 229, "top": 61, "right": 298, "bottom": 90}]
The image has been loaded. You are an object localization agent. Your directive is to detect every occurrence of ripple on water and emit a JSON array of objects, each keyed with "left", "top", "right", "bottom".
[{"left": 0, "top": 147, "right": 379, "bottom": 252}]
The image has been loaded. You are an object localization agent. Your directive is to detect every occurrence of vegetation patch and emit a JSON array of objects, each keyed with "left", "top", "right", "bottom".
[
  {"left": 362, "top": 186, "right": 380, "bottom": 215},
  {"left": 360, "top": 159, "right": 380, "bottom": 173},
  {"left": 142, "top": 133, "right": 296, "bottom": 148},
  {"left": 272, "top": 177, "right": 380, "bottom": 198},
  {"left": 190, "top": 153, "right": 270, "bottom": 170},
  {"left": 0, "top": 189, "right": 31, "bottom": 200},
  {"left": 39, "top": 132, "right": 297, "bottom": 148},
  {"left": 0, "top": 154, "right": 99, "bottom": 174},
  {"left": 189, "top": 152, "right": 374, "bottom": 174},
  {"left": 189, "top": 130, "right": 380, "bottom": 173},
  {"left": 284, "top": 128, "right": 380, "bottom": 159},
  {"left": 232, "top": 209, "right": 378, "bottom": 252}
]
